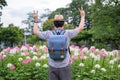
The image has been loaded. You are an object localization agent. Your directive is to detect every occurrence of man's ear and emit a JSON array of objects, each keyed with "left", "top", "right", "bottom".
[
  {"left": 54, "top": 26, "right": 56, "bottom": 29},
  {"left": 62, "top": 26, "right": 64, "bottom": 29}
]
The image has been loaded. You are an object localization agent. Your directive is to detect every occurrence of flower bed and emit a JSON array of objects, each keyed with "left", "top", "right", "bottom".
[{"left": 0, "top": 45, "right": 120, "bottom": 80}]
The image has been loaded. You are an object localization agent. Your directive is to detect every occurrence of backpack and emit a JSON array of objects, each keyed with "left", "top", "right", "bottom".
[{"left": 48, "top": 30, "right": 68, "bottom": 61}]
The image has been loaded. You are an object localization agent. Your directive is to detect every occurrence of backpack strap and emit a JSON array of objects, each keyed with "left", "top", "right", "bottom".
[
  {"left": 52, "top": 30, "right": 65, "bottom": 35},
  {"left": 60, "top": 30, "right": 65, "bottom": 35},
  {"left": 52, "top": 30, "right": 57, "bottom": 35}
]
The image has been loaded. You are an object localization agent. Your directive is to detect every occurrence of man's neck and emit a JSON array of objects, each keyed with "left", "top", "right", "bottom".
[{"left": 54, "top": 27, "right": 64, "bottom": 30}]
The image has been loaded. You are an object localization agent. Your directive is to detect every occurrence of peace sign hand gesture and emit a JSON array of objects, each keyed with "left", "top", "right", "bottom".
[
  {"left": 33, "top": 10, "right": 38, "bottom": 21},
  {"left": 78, "top": 7, "right": 85, "bottom": 18}
]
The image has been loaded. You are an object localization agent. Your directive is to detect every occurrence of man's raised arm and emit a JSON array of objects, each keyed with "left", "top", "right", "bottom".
[
  {"left": 77, "top": 7, "right": 85, "bottom": 33},
  {"left": 33, "top": 10, "right": 39, "bottom": 35}
]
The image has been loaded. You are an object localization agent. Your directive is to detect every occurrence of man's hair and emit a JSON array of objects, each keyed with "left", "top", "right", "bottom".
[{"left": 53, "top": 21, "right": 65, "bottom": 28}]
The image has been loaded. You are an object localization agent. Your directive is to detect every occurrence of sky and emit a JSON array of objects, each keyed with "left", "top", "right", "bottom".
[{"left": 1, "top": 0, "right": 72, "bottom": 28}]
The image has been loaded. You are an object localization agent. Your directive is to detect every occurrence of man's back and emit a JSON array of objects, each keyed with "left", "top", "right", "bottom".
[{"left": 38, "top": 28, "right": 78, "bottom": 68}]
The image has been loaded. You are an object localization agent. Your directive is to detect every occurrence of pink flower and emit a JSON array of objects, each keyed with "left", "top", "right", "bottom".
[
  {"left": 116, "top": 56, "right": 120, "bottom": 60},
  {"left": 79, "top": 51, "right": 85, "bottom": 60},
  {"left": 37, "top": 52, "right": 42, "bottom": 55},
  {"left": 15, "top": 46, "right": 20, "bottom": 51},
  {"left": 72, "top": 55, "right": 78, "bottom": 60},
  {"left": 43, "top": 47, "right": 48, "bottom": 51},
  {"left": 0, "top": 55, "right": 4, "bottom": 60},
  {"left": 26, "top": 44, "right": 30, "bottom": 50},
  {"left": 9, "top": 65, "right": 16, "bottom": 70},
  {"left": 70, "top": 45, "right": 76, "bottom": 48},
  {"left": 25, "top": 51, "right": 29, "bottom": 56},
  {"left": 70, "top": 45, "right": 79, "bottom": 49},
  {"left": 22, "top": 58, "right": 32, "bottom": 64},
  {"left": 33, "top": 47, "right": 37, "bottom": 51},
  {"left": 80, "top": 55, "right": 85, "bottom": 60},
  {"left": 89, "top": 46, "right": 96, "bottom": 52},
  {"left": 70, "top": 59, "right": 74, "bottom": 64},
  {"left": 99, "top": 50, "right": 108, "bottom": 57},
  {"left": 79, "top": 45, "right": 86, "bottom": 51},
  {"left": 118, "top": 50, "right": 120, "bottom": 53}
]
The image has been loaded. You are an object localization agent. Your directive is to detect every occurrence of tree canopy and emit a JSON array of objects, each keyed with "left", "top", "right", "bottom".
[
  {"left": 0, "top": 24, "right": 24, "bottom": 47},
  {"left": 0, "top": 0, "right": 7, "bottom": 9}
]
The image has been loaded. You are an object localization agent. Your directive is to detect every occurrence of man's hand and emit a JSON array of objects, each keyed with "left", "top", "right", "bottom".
[
  {"left": 33, "top": 10, "right": 38, "bottom": 21},
  {"left": 78, "top": 7, "right": 85, "bottom": 18}
]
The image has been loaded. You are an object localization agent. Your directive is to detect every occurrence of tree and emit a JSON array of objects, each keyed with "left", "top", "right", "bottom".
[
  {"left": 0, "top": 24, "right": 24, "bottom": 48},
  {"left": 22, "top": 12, "right": 35, "bottom": 34},
  {"left": 0, "top": 0, "right": 7, "bottom": 9},
  {"left": 90, "top": 0, "right": 120, "bottom": 49},
  {"left": 0, "top": 0, "right": 7, "bottom": 24}
]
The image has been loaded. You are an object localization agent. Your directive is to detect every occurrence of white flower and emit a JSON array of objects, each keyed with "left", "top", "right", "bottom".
[
  {"left": 70, "top": 47, "right": 74, "bottom": 51},
  {"left": 40, "top": 55, "right": 46, "bottom": 60},
  {"left": 79, "top": 63, "right": 84, "bottom": 67},
  {"left": 32, "top": 56, "right": 38, "bottom": 60},
  {"left": 30, "top": 47, "right": 34, "bottom": 51},
  {"left": 7, "top": 63, "right": 12, "bottom": 67},
  {"left": 26, "top": 56, "right": 31, "bottom": 59},
  {"left": 10, "top": 49, "right": 17, "bottom": 54},
  {"left": 109, "top": 60, "right": 114, "bottom": 65},
  {"left": 84, "top": 56, "right": 88, "bottom": 60},
  {"left": 109, "top": 52, "right": 114, "bottom": 56},
  {"left": 30, "top": 50, "right": 34, "bottom": 53},
  {"left": 118, "top": 64, "right": 120, "bottom": 68},
  {"left": 101, "top": 48, "right": 106, "bottom": 52},
  {"left": 112, "top": 50, "right": 118, "bottom": 54},
  {"left": 3, "top": 55, "right": 6, "bottom": 58},
  {"left": 95, "top": 49, "right": 99, "bottom": 52},
  {"left": 21, "top": 52, "right": 25, "bottom": 56},
  {"left": 0, "top": 51, "right": 4, "bottom": 55},
  {"left": 43, "top": 64, "right": 48, "bottom": 68},
  {"left": 94, "top": 55, "right": 100, "bottom": 61},
  {"left": 21, "top": 46, "right": 27, "bottom": 51},
  {"left": 90, "top": 46, "right": 95, "bottom": 49},
  {"left": 101, "top": 68, "right": 106, "bottom": 72},
  {"left": 94, "top": 64, "right": 101, "bottom": 69},
  {"left": 90, "top": 70, "right": 95, "bottom": 74},
  {"left": 74, "top": 49, "right": 79, "bottom": 55},
  {"left": 35, "top": 62, "right": 40, "bottom": 67},
  {"left": 32, "top": 52, "right": 37, "bottom": 55},
  {"left": 113, "top": 58, "right": 117, "bottom": 62},
  {"left": 18, "top": 57, "right": 23, "bottom": 61},
  {"left": 46, "top": 54, "right": 49, "bottom": 58},
  {"left": 82, "top": 47, "right": 88, "bottom": 52},
  {"left": 89, "top": 53, "right": 96, "bottom": 58}
]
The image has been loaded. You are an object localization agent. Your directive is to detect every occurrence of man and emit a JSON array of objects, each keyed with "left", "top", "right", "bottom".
[{"left": 33, "top": 7, "right": 85, "bottom": 80}]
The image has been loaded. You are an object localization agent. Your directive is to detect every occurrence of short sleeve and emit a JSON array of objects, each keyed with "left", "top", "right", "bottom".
[
  {"left": 38, "top": 31, "right": 51, "bottom": 40},
  {"left": 66, "top": 28, "right": 78, "bottom": 39}
]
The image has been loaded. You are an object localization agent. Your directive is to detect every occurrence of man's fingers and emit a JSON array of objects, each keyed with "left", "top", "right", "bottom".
[
  {"left": 78, "top": 8, "right": 81, "bottom": 12},
  {"left": 78, "top": 6, "right": 83, "bottom": 12},
  {"left": 33, "top": 10, "right": 38, "bottom": 14},
  {"left": 81, "top": 6, "right": 83, "bottom": 10},
  {"left": 34, "top": 10, "right": 35, "bottom": 14}
]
